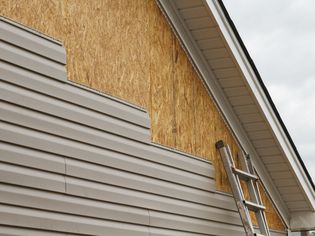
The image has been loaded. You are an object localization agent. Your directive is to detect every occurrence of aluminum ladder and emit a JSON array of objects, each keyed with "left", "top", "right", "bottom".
[{"left": 215, "top": 140, "right": 270, "bottom": 236}]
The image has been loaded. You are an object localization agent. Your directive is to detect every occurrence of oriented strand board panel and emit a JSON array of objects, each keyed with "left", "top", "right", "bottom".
[
  {"left": 174, "top": 39, "right": 196, "bottom": 154},
  {"left": 149, "top": 2, "right": 175, "bottom": 147},
  {"left": 1, "top": 0, "right": 285, "bottom": 231},
  {"left": 259, "top": 183, "right": 286, "bottom": 231}
]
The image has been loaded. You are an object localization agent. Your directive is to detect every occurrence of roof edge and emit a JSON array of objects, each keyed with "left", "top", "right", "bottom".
[
  {"left": 218, "top": 0, "right": 315, "bottom": 194},
  {"left": 216, "top": 0, "right": 315, "bottom": 194}
]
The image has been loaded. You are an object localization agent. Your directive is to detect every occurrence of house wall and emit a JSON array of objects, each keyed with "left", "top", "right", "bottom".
[{"left": 1, "top": 0, "right": 285, "bottom": 231}]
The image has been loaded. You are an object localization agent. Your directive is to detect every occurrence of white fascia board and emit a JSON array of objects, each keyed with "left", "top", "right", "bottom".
[
  {"left": 290, "top": 211, "right": 315, "bottom": 231},
  {"left": 157, "top": 0, "right": 290, "bottom": 226},
  {"left": 205, "top": 0, "right": 315, "bottom": 210}
]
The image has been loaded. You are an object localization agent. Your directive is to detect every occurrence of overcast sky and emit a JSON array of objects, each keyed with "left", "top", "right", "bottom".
[{"left": 222, "top": 0, "right": 315, "bottom": 182}]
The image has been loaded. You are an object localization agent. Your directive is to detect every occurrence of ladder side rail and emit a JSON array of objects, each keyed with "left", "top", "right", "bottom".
[
  {"left": 216, "top": 141, "right": 255, "bottom": 236},
  {"left": 254, "top": 181, "right": 270, "bottom": 236},
  {"left": 239, "top": 151, "right": 270, "bottom": 236},
  {"left": 246, "top": 154, "right": 270, "bottom": 236}
]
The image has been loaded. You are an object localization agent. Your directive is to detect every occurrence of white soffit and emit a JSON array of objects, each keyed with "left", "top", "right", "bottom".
[
  {"left": 204, "top": 0, "right": 315, "bottom": 208},
  {"left": 156, "top": 0, "right": 315, "bottom": 227}
]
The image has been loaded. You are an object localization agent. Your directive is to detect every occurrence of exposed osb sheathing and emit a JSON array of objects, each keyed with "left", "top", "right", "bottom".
[{"left": 1, "top": 0, "right": 285, "bottom": 231}]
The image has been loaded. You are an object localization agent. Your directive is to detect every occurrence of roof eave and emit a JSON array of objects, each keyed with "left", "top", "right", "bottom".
[{"left": 209, "top": 0, "right": 315, "bottom": 208}]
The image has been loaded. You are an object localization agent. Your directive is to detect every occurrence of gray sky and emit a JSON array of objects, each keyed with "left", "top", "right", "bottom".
[{"left": 222, "top": 0, "right": 315, "bottom": 181}]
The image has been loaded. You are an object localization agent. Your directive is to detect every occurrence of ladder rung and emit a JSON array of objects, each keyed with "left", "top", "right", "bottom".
[
  {"left": 232, "top": 167, "right": 258, "bottom": 181},
  {"left": 243, "top": 200, "right": 266, "bottom": 211}
]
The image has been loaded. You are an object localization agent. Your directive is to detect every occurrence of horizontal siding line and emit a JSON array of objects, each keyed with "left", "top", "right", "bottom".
[
  {"left": 0, "top": 99, "right": 150, "bottom": 145},
  {"left": 0, "top": 61, "right": 150, "bottom": 127},
  {"left": 150, "top": 228, "right": 209, "bottom": 236},
  {"left": 0, "top": 155, "right": 65, "bottom": 176},
  {"left": 0, "top": 53, "right": 67, "bottom": 84},
  {"left": 0, "top": 42, "right": 67, "bottom": 81},
  {"left": 0, "top": 202, "right": 150, "bottom": 228},
  {"left": 0, "top": 180, "right": 241, "bottom": 228},
  {"left": 0, "top": 141, "right": 66, "bottom": 174},
  {"left": 0, "top": 225, "right": 71, "bottom": 236},
  {"left": 0, "top": 224, "right": 211, "bottom": 236},
  {"left": 0, "top": 83, "right": 150, "bottom": 143},
  {"left": 0, "top": 180, "right": 239, "bottom": 224},
  {"left": 0, "top": 170, "right": 234, "bottom": 214},
  {"left": 1, "top": 38, "right": 65, "bottom": 65},
  {"left": 0, "top": 164, "right": 238, "bottom": 221},
  {"left": 0, "top": 161, "right": 66, "bottom": 193},
  {"left": 1, "top": 140, "right": 213, "bottom": 198},
  {"left": 0, "top": 33, "right": 66, "bottom": 66},
  {"left": 0, "top": 184, "right": 150, "bottom": 226},
  {"left": 0, "top": 121, "right": 213, "bottom": 178},
  {"left": 0, "top": 129, "right": 215, "bottom": 197},
  {"left": 66, "top": 177, "right": 240, "bottom": 222},
  {"left": 68, "top": 80, "right": 148, "bottom": 114},
  {"left": 0, "top": 184, "right": 242, "bottom": 230},
  {"left": 149, "top": 210, "right": 244, "bottom": 235},
  {"left": 0, "top": 204, "right": 151, "bottom": 236},
  {"left": 0, "top": 181, "right": 128, "bottom": 211},
  {"left": 0, "top": 16, "right": 63, "bottom": 46},
  {"left": 0, "top": 124, "right": 213, "bottom": 184},
  {"left": 65, "top": 158, "right": 216, "bottom": 202},
  {"left": 65, "top": 173, "right": 229, "bottom": 213}
]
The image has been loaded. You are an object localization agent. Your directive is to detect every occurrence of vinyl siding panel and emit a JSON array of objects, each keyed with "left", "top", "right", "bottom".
[{"left": 0, "top": 16, "right": 287, "bottom": 236}]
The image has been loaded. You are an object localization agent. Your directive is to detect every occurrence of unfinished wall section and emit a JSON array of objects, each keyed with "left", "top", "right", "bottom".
[{"left": 1, "top": 0, "right": 285, "bottom": 231}]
